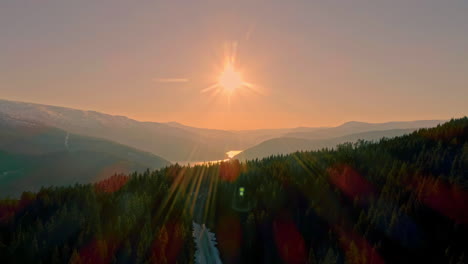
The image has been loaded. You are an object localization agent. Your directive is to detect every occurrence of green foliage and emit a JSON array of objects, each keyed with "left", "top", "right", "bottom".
[{"left": 0, "top": 117, "right": 467, "bottom": 263}]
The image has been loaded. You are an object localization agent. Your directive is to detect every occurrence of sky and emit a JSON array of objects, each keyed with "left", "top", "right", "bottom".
[{"left": 1, "top": 0, "right": 467, "bottom": 130}]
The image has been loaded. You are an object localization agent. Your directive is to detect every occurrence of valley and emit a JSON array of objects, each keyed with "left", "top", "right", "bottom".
[{"left": 1, "top": 2, "right": 466, "bottom": 263}]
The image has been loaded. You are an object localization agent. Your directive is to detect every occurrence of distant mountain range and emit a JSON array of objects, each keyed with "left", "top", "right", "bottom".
[
  {"left": 283, "top": 120, "right": 445, "bottom": 139},
  {"left": 234, "top": 128, "right": 418, "bottom": 160},
  {"left": 0, "top": 100, "right": 444, "bottom": 162},
  {"left": 0, "top": 112, "right": 170, "bottom": 197},
  {"left": 234, "top": 120, "right": 446, "bottom": 160},
  {"left": 0, "top": 99, "right": 448, "bottom": 196},
  {"left": 0, "top": 99, "right": 294, "bottom": 162}
]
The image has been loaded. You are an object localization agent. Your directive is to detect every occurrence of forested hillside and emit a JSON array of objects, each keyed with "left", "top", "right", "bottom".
[
  {"left": 0, "top": 113, "right": 170, "bottom": 197},
  {"left": 234, "top": 129, "right": 416, "bottom": 161},
  {"left": 0, "top": 118, "right": 466, "bottom": 263}
]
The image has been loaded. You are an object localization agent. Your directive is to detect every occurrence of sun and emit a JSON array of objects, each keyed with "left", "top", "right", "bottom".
[
  {"left": 201, "top": 42, "right": 261, "bottom": 103},
  {"left": 218, "top": 62, "right": 243, "bottom": 92}
]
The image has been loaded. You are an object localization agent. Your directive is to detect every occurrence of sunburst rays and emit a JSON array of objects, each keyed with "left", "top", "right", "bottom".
[{"left": 201, "top": 42, "right": 261, "bottom": 107}]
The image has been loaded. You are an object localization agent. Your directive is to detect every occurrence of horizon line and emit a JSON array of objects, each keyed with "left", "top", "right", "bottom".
[{"left": 0, "top": 97, "right": 451, "bottom": 131}]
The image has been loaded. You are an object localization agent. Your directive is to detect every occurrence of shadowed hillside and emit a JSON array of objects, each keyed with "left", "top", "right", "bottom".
[
  {"left": 234, "top": 128, "right": 416, "bottom": 160},
  {"left": 0, "top": 113, "right": 170, "bottom": 197}
]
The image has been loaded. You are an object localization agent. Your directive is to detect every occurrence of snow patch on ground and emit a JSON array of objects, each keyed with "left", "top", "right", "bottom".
[{"left": 192, "top": 222, "right": 222, "bottom": 264}]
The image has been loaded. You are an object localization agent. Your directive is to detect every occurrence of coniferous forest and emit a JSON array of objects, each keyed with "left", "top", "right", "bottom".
[{"left": 0, "top": 118, "right": 467, "bottom": 264}]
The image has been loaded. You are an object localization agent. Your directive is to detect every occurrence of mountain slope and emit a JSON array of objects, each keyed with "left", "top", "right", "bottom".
[
  {"left": 234, "top": 128, "right": 416, "bottom": 160},
  {"left": 0, "top": 113, "right": 170, "bottom": 197},
  {"left": 0, "top": 99, "right": 446, "bottom": 162},
  {"left": 0, "top": 99, "right": 285, "bottom": 161},
  {"left": 285, "top": 120, "right": 444, "bottom": 140},
  {"left": 0, "top": 99, "right": 228, "bottom": 161}
]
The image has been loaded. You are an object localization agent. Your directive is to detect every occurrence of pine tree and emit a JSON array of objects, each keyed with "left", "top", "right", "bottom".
[
  {"left": 69, "top": 249, "right": 83, "bottom": 264},
  {"left": 307, "top": 246, "right": 317, "bottom": 264},
  {"left": 321, "top": 248, "right": 338, "bottom": 264}
]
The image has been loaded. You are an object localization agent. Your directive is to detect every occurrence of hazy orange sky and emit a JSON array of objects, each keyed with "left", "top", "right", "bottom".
[{"left": 1, "top": 1, "right": 467, "bottom": 130}]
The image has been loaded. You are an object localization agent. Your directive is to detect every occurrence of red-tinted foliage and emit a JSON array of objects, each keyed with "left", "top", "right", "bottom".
[
  {"left": 95, "top": 174, "right": 130, "bottom": 193},
  {"left": 0, "top": 192, "right": 35, "bottom": 223},
  {"left": 78, "top": 239, "right": 117, "bottom": 264},
  {"left": 219, "top": 160, "right": 241, "bottom": 182},
  {"left": 328, "top": 164, "right": 376, "bottom": 202},
  {"left": 217, "top": 214, "right": 242, "bottom": 260},
  {"left": 0, "top": 200, "right": 19, "bottom": 224},
  {"left": 273, "top": 216, "right": 306, "bottom": 264},
  {"left": 411, "top": 176, "right": 468, "bottom": 224},
  {"left": 149, "top": 221, "right": 185, "bottom": 264},
  {"left": 336, "top": 227, "right": 384, "bottom": 264}
]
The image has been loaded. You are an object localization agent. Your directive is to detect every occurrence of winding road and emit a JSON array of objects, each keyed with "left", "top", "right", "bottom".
[{"left": 192, "top": 181, "right": 223, "bottom": 264}]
